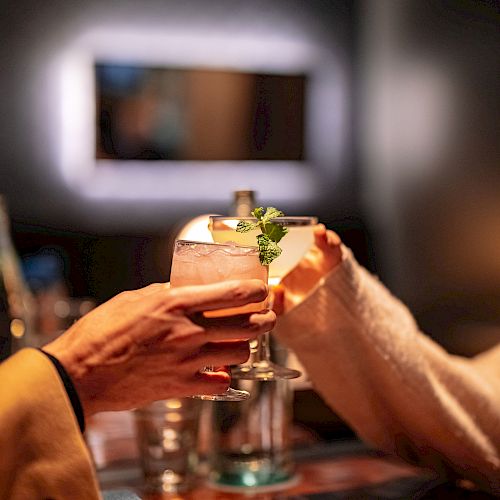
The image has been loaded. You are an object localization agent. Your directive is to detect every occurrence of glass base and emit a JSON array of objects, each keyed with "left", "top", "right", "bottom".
[
  {"left": 192, "top": 387, "right": 249, "bottom": 401},
  {"left": 208, "top": 473, "right": 300, "bottom": 493},
  {"left": 232, "top": 361, "right": 301, "bottom": 381}
]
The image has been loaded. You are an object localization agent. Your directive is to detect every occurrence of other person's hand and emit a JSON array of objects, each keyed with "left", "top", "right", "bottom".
[
  {"left": 44, "top": 279, "right": 274, "bottom": 416},
  {"left": 277, "top": 224, "right": 342, "bottom": 312}
]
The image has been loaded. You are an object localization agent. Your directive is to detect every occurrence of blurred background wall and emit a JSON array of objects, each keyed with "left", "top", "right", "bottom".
[
  {"left": 0, "top": 0, "right": 499, "bottom": 355},
  {"left": 358, "top": 0, "right": 500, "bottom": 355}
]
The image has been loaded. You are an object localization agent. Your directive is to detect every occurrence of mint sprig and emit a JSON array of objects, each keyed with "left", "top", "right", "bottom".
[{"left": 236, "top": 207, "right": 288, "bottom": 265}]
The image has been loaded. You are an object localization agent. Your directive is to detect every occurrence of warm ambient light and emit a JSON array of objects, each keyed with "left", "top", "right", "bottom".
[
  {"left": 10, "top": 319, "right": 26, "bottom": 339},
  {"left": 174, "top": 214, "right": 215, "bottom": 243},
  {"left": 57, "top": 27, "right": 347, "bottom": 203}
]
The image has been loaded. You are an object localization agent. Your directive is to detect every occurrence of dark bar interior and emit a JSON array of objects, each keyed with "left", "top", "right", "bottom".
[{"left": 1, "top": 1, "right": 499, "bottom": 498}]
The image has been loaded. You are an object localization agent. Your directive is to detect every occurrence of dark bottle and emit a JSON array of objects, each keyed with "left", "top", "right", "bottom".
[{"left": 0, "top": 196, "right": 36, "bottom": 360}]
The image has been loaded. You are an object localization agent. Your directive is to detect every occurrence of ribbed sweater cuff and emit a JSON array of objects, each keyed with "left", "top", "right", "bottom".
[{"left": 274, "top": 244, "right": 363, "bottom": 348}]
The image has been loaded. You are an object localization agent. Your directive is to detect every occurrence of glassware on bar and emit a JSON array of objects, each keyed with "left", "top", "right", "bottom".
[
  {"left": 209, "top": 216, "right": 318, "bottom": 380},
  {"left": 170, "top": 239, "right": 268, "bottom": 401},
  {"left": 135, "top": 398, "right": 200, "bottom": 493},
  {"left": 208, "top": 378, "right": 297, "bottom": 492}
]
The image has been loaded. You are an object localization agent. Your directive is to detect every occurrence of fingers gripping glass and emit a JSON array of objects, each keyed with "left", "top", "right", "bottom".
[
  {"left": 209, "top": 216, "right": 318, "bottom": 380},
  {"left": 170, "top": 239, "right": 269, "bottom": 401}
]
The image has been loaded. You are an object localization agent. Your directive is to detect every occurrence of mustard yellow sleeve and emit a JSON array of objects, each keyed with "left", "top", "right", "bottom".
[{"left": 0, "top": 348, "right": 101, "bottom": 499}]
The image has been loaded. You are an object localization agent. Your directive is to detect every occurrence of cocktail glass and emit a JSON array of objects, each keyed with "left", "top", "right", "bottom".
[
  {"left": 209, "top": 216, "right": 318, "bottom": 380},
  {"left": 170, "top": 239, "right": 268, "bottom": 401}
]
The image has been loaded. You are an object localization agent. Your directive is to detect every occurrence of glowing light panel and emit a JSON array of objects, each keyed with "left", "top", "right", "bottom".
[{"left": 58, "top": 27, "right": 346, "bottom": 203}]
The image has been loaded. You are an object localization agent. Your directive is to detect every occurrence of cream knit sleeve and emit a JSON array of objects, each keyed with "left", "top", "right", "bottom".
[{"left": 274, "top": 246, "right": 500, "bottom": 493}]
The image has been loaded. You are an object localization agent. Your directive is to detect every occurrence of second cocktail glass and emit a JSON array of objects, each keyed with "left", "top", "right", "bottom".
[
  {"left": 170, "top": 239, "right": 268, "bottom": 401},
  {"left": 209, "top": 215, "right": 318, "bottom": 380}
]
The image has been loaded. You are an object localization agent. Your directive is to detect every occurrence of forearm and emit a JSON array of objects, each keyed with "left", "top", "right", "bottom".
[{"left": 276, "top": 247, "right": 500, "bottom": 492}]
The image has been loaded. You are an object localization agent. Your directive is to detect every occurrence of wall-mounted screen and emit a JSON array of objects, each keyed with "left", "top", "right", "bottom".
[{"left": 95, "top": 64, "right": 306, "bottom": 162}]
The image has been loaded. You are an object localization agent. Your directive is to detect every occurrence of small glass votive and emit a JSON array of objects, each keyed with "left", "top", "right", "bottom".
[{"left": 134, "top": 399, "right": 200, "bottom": 494}]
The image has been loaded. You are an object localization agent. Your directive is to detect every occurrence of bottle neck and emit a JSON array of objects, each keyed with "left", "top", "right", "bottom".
[{"left": 231, "top": 190, "right": 256, "bottom": 217}]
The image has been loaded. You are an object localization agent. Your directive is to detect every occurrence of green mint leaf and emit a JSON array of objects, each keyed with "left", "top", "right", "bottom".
[
  {"left": 257, "top": 234, "right": 282, "bottom": 265},
  {"left": 236, "top": 220, "right": 258, "bottom": 233},
  {"left": 251, "top": 207, "right": 265, "bottom": 220},
  {"left": 265, "top": 223, "right": 288, "bottom": 243},
  {"left": 261, "top": 207, "right": 284, "bottom": 224},
  {"left": 239, "top": 206, "right": 289, "bottom": 265}
]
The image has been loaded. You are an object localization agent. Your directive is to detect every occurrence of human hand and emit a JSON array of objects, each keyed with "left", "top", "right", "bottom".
[
  {"left": 277, "top": 224, "right": 342, "bottom": 312},
  {"left": 44, "top": 280, "right": 274, "bottom": 417}
]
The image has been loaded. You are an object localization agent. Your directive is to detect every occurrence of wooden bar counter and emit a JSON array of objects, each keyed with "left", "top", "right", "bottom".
[{"left": 88, "top": 411, "right": 493, "bottom": 499}]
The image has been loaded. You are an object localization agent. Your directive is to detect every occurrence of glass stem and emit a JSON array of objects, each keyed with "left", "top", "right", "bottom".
[
  {"left": 254, "top": 332, "right": 272, "bottom": 366},
  {"left": 253, "top": 283, "right": 276, "bottom": 366}
]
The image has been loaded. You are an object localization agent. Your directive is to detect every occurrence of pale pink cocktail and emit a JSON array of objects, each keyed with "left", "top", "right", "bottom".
[{"left": 170, "top": 239, "right": 268, "bottom": 401}]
